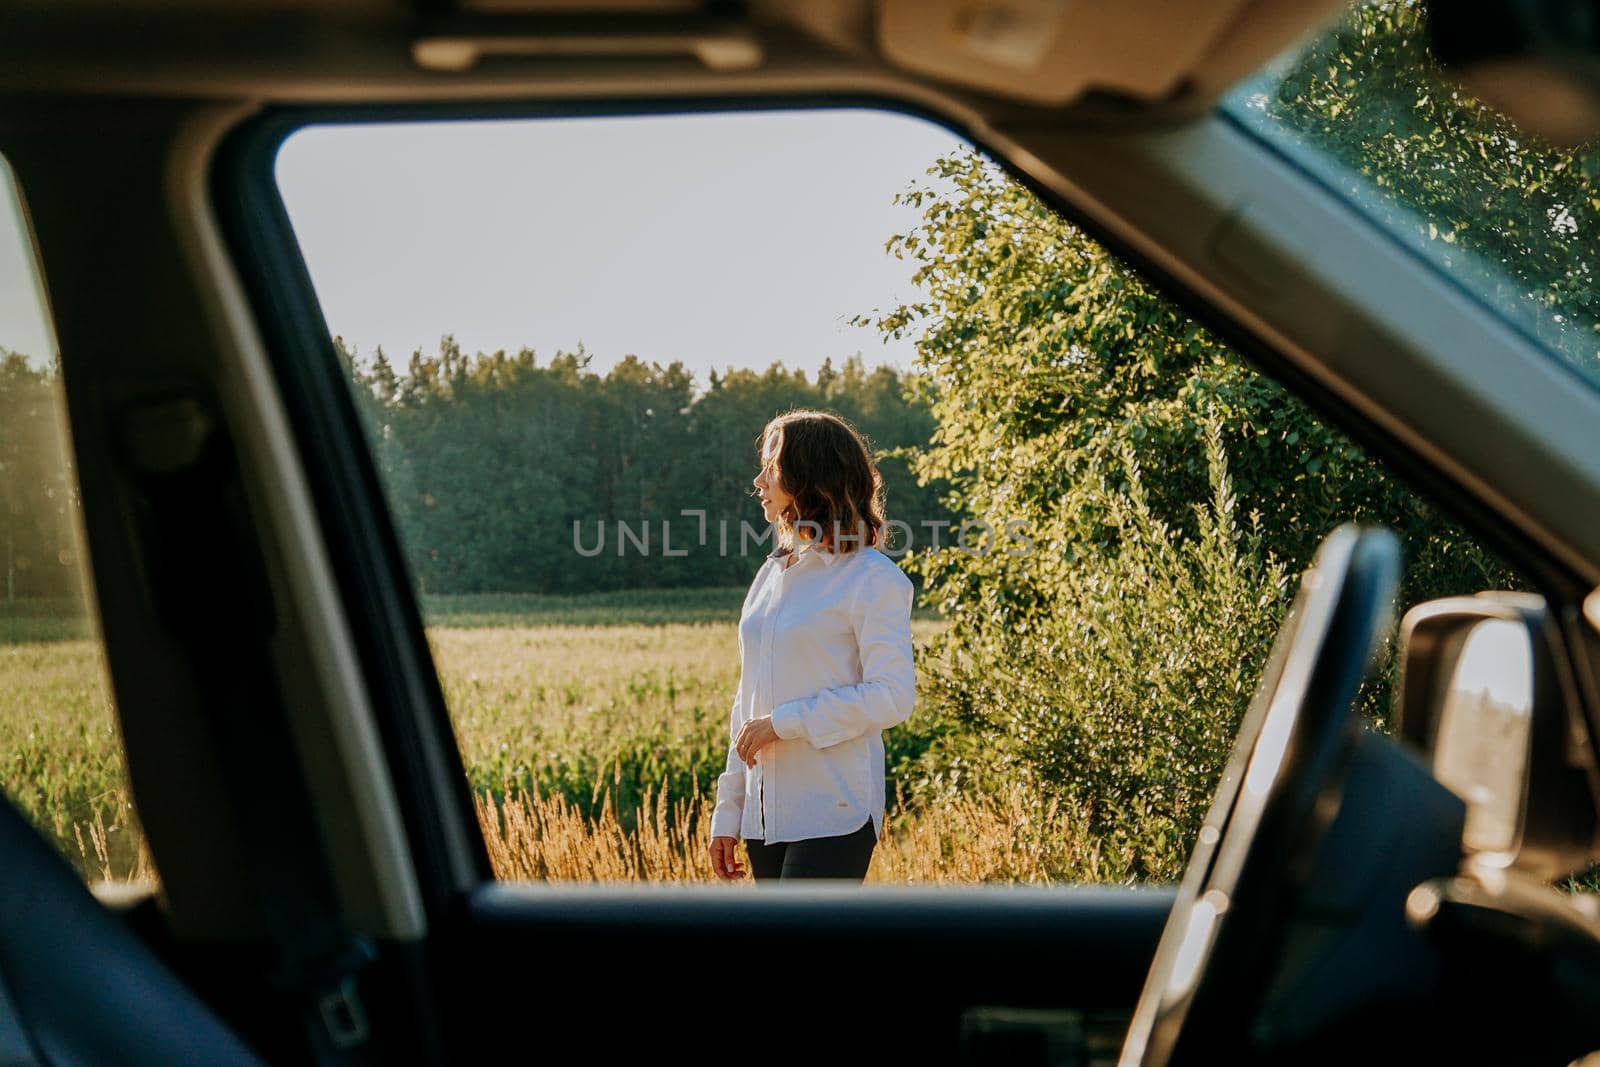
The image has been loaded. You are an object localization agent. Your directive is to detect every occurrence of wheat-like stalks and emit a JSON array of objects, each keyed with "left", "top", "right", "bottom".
[
  {"left": 477, "top": 776, "right": 735, "bottom": 883},
  {"left": 73, "top": 806, "right": 159, "bottom": 887},
  {"left": 870, "top": 778, "right": 1124, "bottom": 884},
  {"left": 476, "top": 773, "right": 1120, "bottom": 885},
  {"left": 67, "top": 771, "right": 1112, "bottom": 889}
]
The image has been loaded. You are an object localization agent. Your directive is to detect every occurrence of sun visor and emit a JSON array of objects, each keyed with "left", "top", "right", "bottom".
[{"left": 876, "top": 0, "right": 1346, "bottom": 108}]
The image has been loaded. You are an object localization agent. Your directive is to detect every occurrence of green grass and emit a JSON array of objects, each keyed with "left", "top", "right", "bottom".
[
  {"left": 423, "top": 589, "right": 750, "bottom": 628},
  {"left": 0, "top": 613, "right": 135, "bottom": 878},
  {"left": 0, "top": 598, "right": 95, "bottom": 644},
  {"left": 421, "top": 587, "right": 945, "bottom": 629}
]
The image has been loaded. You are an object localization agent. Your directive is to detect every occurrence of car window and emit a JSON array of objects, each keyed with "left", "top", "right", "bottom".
[
  {"left": 1221, "top": 0, "right": 1600, "bottom": 398},
  {"left": 268, "top": 106, "right": 1523, "bottom": 887},
  {"left": 0, "top": 154, "right": 154, "bottom": 889}
]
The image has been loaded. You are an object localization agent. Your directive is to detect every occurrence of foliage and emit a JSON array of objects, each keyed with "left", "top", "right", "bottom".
[
  {"left": 1231, "top": 0, "right": 1600, "bottom": 376},
  {"left": 0, "top": 628, "right": 141, "bottom": 880},
  {"left": 896, "top": 414, "right": 1291, "bottom": 880},
  {"left": 0, "top": 353, "right": 83, "bottom": 601},
  {"left": 857, "top": 146, "right": 1514, "bottom": 621}
]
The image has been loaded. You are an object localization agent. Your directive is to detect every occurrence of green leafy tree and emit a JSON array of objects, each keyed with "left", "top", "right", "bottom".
[{"left": 855, "top": 3, "right": 1573, "bottom": 878}]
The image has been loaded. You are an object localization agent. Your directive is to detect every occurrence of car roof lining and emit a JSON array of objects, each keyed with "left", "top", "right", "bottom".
[{"left": 0, "top": 0, "right": 1343, "bottom": 121}]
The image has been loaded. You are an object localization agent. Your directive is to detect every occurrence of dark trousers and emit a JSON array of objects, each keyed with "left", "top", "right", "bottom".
[{"left": 746, "top": 818, "right": 877, "bottom": 883}]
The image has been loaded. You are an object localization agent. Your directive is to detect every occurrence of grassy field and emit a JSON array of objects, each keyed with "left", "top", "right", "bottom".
[
  {"left": 4, "top": 590, "right": 1105, "bottom": 886},
  {"left": 0, "top": 618, "right": 140, "bottom": 880},
  {"left": 13, "top": 593, "right": 1595, "bottom": 892}
]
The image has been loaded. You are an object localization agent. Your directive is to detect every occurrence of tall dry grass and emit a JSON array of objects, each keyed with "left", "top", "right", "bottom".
[
  {"left": 73, "top": 805, "right": 159, "bottom": 885},
  {"left": 476, "top": 774, "right": 1132, "bottom": 885}
]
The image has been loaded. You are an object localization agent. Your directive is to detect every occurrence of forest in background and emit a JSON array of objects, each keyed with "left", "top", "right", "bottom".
[
  {"left": 0, "top": 353, "right": 81, "bottom": 602},
  {"left": 338, "top": 341, "right": 953, "bottom": 594}
]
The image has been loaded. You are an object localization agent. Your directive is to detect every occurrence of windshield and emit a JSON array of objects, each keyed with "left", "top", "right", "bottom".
[{"left": 1221, "top": 0, "right": 1600, "bottom": 394}]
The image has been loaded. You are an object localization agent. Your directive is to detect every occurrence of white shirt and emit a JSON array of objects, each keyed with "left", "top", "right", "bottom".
[{"left": 711, "top": 538, "right": 917, "bottom": 844}]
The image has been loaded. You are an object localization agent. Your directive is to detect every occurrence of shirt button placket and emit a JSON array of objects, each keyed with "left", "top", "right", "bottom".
[{"left": 759, "top": 561, "right": 785, "bottom": 843}]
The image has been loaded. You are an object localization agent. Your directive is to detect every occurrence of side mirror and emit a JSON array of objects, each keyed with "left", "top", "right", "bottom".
[{"left": 1395, "top": 592, "right": 1600, "bottom": 879}]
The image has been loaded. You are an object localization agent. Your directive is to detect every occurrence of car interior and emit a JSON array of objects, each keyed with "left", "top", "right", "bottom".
[{"left": 4, "top": 0, "right": 1600, "bottom": 1064}]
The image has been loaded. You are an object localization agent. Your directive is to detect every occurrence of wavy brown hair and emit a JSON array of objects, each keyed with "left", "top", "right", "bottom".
[{"left": 756, "top": 408, "right": 888, "bottom": 557}]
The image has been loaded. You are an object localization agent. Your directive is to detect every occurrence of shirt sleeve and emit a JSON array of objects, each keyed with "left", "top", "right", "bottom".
[
  {"left": 769, "top": 562, "right": 916, "bottom": 750},
  {"left": 710, "top": 681, "right": 746, "bottom": 840}
]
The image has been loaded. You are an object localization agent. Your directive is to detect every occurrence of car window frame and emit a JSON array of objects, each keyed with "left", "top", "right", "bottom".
[{"left": 210, "top": 93, "right": 1587, "bottom": 907}]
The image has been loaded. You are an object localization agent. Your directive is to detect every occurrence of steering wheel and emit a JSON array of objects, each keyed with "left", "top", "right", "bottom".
[{"left": 1118, "top": 523, "right": 1401, "bottom": 1067}]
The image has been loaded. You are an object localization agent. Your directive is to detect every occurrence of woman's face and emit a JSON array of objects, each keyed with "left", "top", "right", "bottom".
[{"left": 753, "top": 434, "right": 796, "bottom": 527}]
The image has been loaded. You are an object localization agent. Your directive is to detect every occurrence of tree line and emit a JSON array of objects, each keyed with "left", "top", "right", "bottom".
[
  {"left": 336, "top": 337, "right": 955, "bottom": 594},
  {"left": 0, "top": 353, "right": 80, "bottom": 602}
]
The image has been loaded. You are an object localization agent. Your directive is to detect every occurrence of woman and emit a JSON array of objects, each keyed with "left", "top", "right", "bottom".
[{"left": 707, "top": 408, "right": 917, "bottom": 884}]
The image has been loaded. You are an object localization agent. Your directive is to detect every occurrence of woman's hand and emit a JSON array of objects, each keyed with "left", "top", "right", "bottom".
[
  {"left": 734, "top": 715, "right": 779, "bottom": 767},
  {"left": 710, "top": 836, "right": 746, "bottom": 880}
]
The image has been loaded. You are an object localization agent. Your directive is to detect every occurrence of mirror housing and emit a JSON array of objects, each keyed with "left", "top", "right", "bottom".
[
  {"left": 1427, "top": 0, "right": 1600, "bottom": 145},
  {"left": 1395, "top": 592, "right": 1600, "bottom": 880}
]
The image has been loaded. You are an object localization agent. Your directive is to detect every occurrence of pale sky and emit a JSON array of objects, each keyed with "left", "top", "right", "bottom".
[
  {"left": 1, "top": 158, "right": 56, "bottom": 364},
  {"left": 1452, "top": 619, "right": 1533, "bottom": 708},
  {"left": 273, "top": 108, "right": 969, "bottom": 391}
]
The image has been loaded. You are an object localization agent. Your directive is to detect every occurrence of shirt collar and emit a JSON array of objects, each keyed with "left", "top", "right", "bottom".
[{"left": 768, "top": 537, "right": 841, "bottom": 567}]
